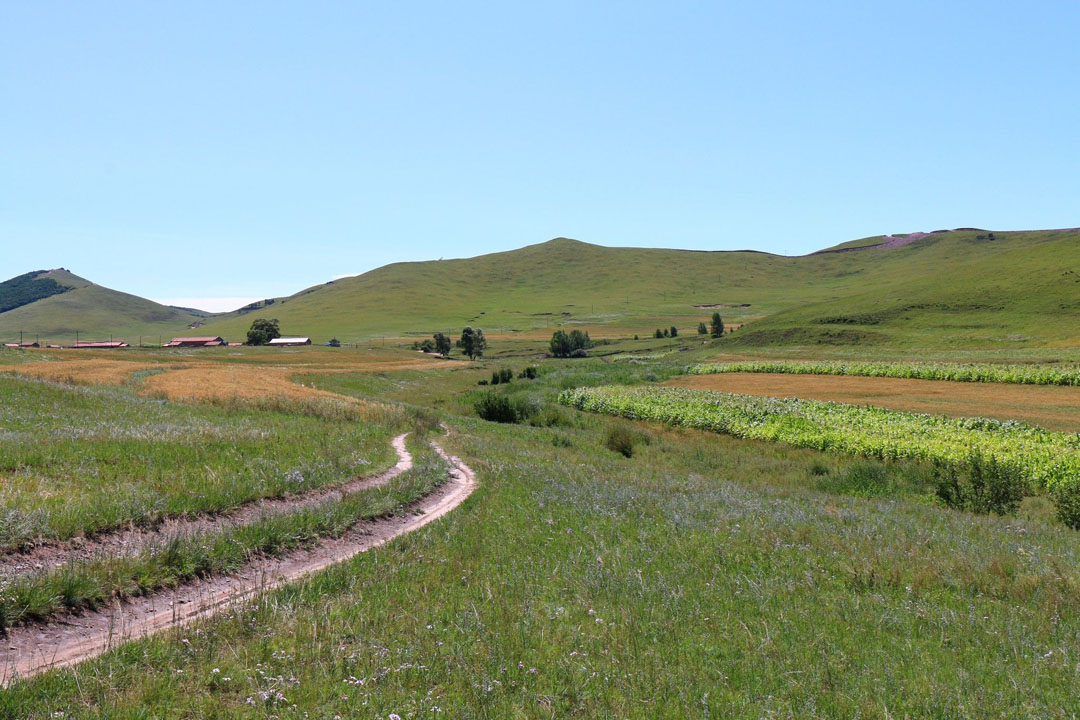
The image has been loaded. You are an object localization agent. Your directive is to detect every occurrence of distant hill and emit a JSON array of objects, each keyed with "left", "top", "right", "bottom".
[
  {"left": 0, "top": 269, "right": 206, "bottom": 344},
  {"left": 6, "top": 227, "right": 1077, "bottom": 349},
  {"left": 193, "top": 228, "right": 1080, "bottom": 349}
]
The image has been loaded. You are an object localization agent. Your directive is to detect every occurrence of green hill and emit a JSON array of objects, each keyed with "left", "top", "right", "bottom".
[
  {"left": 194, "top": 229, "right": 1080, "bottom": 349},
  {"left": 0, "top": 269, "right": 204, "bottom": 344}
]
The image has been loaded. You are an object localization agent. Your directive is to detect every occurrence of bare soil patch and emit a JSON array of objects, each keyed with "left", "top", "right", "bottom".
[{"left": 667, "top": 373, "right": 1080, "bottom": 431}]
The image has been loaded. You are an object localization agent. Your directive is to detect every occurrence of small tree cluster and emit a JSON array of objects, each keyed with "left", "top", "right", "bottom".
[
  {"left": 697, "top": 322, "right": 708, "bottom": 335},
  {"left": 246, "top": 318, "right": 281, "bottom": 346},
  {"left": 654, "top": 327, "right": 678, "bottom": 338},
  {"left": 457, "top": 326, "right": 487, "bottom": 359},
  {"left": 549, "top": 329, "right": 591, "bottom": 358},
  {"left": 490, "top": 367, "right": 514, "bottom": 385}
]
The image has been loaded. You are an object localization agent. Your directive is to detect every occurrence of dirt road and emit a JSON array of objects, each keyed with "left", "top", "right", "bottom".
[{"left": 0, "top": 437, "right": 476, "bottom": 686}]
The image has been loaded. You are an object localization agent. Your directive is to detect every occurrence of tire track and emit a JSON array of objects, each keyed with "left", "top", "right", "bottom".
[
  {"left": 1, "top": 434, "right": 413, "bottom": 580},
  {"left": 0, "top": 436, "right": 476, "bottom": 686}
]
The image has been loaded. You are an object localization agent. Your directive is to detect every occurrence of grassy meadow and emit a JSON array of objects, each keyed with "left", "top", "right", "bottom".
[{"left": 3, "top": 339, "right": 1080, "bottom": 716}]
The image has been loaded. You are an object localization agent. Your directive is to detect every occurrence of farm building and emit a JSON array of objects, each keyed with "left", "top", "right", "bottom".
[
  {"left": 268, "top": 337, "right": 311, "bottom": 346},
  {"left": 164, "top": 336, "right": 227, "bottom": 347},
  {"left": 3, "top": 341, "right": 39, "bottom": 348},
  {"left": 71, "top": 341, "right": 129, "bottom": 349}
]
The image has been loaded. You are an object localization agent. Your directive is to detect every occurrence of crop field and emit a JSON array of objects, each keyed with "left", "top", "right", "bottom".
[
  {"left": 669, "top": 372, "right": 1080, "bottom": 431},
  {"left": 4, "top": 344, "right": 1080, "bottom": 716},
  {"left": 689, "top": 360, "right": 1080, "bottom": 386}
]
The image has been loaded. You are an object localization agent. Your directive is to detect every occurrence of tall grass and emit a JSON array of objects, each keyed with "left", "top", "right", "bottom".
[{"left": 690, "top": 360, "right": 1080, "bottom": 386}]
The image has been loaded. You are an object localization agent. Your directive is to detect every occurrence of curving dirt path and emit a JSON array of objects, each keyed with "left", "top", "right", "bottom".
[
  {"left": 0, "top": 434, "right": 414, "bottom": 580},
  {"left": 0, "top": 437, "right": 477, "bottom": 686}
]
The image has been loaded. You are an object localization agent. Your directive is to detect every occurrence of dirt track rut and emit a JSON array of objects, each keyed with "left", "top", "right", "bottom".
[{"left": 0, "top": 437, "right": 476, "bottom": 686}]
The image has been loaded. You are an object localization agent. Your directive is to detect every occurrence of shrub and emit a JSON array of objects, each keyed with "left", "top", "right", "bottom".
[
  {"left": 491, "top": 368, "right": 513, "bottom": 385},
  {"left": 670, "top": 326, "right": 678, "bottom": 338},
  {"left": 1051, "top": 482, "right": 1080, "bottom": 529},
  {"left": 433, "top": 332, "right": 451, "bottom": 355},
  {"left": 473, "top": 392, "right": 535, "bottom": 424},
  {"left": 551, "top": 330, "right": 591, "bottom": 358},
  {"left": 477, "top": 379, "right": 488, "bottom": 386},
  {"left": 934, "top": 453, "right": 1030, "bottom": 516},
  {"left": 328, "top": 337, "right": 341, "bottom": 347},
  {"left": 603, "top": 425, "right": 650, "bottom": 458},
  {"left": 697, "top": 322, "right": 707, "bottom": 335},
  {"left": 518, "top": 366, "right": 538, "bottom": 379},
  {"left": 415, "top": 339, "right": 436, "bottom": 352},
  {"left": 654, "top": 329, "right": 664, "bottom": 339},
  {"left": 569, "top": 348, "right": 587, "bottom": 358}
]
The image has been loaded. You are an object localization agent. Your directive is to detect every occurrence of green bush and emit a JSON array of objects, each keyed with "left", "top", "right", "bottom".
[
  {"left": 473, "top": 392, "right": 536, "bottom": 424},
  {"left": 518, "top": 366, "right": 538, "bottom": 380},
  {"left": 603, "top": 425, "right": 650, "bottom": 458},
  {"left": 934, "top": 453, "right": 1030, "bottom": 516},
  {"left": 491, "top": 368, "right": 513, "bottom": 385},
  {"left": 1051, "top": 481, "right": 1080, "bottom": 529}
]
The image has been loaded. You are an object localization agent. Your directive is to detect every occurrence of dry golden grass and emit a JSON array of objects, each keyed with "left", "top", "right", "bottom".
[
  {"left": 6, "top": 348, "right": 443, "bottom": 406},
  {"left": 666, "top": 372, "right": 1080, "bottom": 432}
]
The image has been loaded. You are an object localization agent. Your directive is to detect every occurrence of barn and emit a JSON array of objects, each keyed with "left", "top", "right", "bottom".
[
  {"left": 165, "top": 336, "right": 227, "bottom": 347},
  {"left": 268, "top": 337, "right": 312, "bottom": 346}
]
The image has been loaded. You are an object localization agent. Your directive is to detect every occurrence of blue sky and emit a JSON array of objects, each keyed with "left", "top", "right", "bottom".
[{"left": 3, "top": 2, "right": 1078, "bottom": 312}]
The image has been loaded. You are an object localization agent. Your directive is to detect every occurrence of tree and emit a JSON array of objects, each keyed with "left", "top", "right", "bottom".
[
  {"left": 669, "top": 325, "right": 678, "bottom": 338},
  {"left": 433, "top": 332, "right": 451, "bottom": 355},
  {"left": 549, "top": 330, "right": 572, "bottom": 358},
  {"left": 697, "top": 322, "right": 708, "bottom": 335},
  {"left": 328, "top": 337, "right": 341, "bottom": 347},
  {"left": 710, "top": 312, "right": 725, "bottom": 338},
  {"left": 456, "top": 326, "right": 487, "bottom": 360},
  {"left": 246, "top": 318, "right": 281, "bottom": 345},
  {"left": 654, "top": 328, "right": 664, "bottom": 339},
  {"left": 569, "top": 329, "right": 591, "bottom": 353}
]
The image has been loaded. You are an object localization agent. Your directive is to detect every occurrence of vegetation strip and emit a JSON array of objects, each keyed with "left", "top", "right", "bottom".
[
  {"left": 689, "top": 360, "right": 1080, "bottom": 386},
  {"left": 0, "top": 437, "right": 477, "bottom": 685},
  {"left": 559, "top": 386, "right": 1080, "bottom": 521}
]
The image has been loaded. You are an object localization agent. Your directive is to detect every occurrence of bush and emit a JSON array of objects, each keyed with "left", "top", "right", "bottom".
[
  {"left": 473, "top": 392, "right": 535, "bottom": 424},
  {"left": 415, "top": 339, "right": 436, "bottom": 352},
  {"left": 1051, "top": 482, "right": 1080, "bottom": 529},
  {"left": 670, "top": 326, "right": 678, "bottom": 338},
  {"left": 654, "top": 328, "right": 664, "bottom": 339},
  {"left": 328, "top": 337, "right": 341, "bottom": 347},
  {"left": 934, "top": 453, "right": 1030, "bottom": 516},
  {"left": 603, "top": 425, "right": 650, "bottom": 458},
  {"left": 491, "top": 368, "right": 513, "bottom": 385},
  {"left": 550, "top": 330, "right": 591, "bottom": 358},
  {"left": 518, "top": 366, "right": 538, "bottom": 379},
  {"left": 697, "top": 322, "right": 708, "bottom": 335},
  {"left": 569, "top": 348, "right": 587, "bottom": 358}
]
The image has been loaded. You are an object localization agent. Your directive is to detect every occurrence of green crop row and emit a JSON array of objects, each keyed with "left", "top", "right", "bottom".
[
  {"left": 688, "top": 360, "right": 1080, "bottom": 386},
  {"left": 558, "top": 386, "right": 1080, "bottom": 522}
]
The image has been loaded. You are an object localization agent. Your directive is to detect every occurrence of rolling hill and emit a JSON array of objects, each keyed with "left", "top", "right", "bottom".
[
  {"left": 0, "top": 269, "right": 205, "bottom": 344},
  {"left": 4, "top": 227, "right": 1078, "bottom": 349},
  {"left": 194, "top": 228, "right": 1080, "bottom": 349}
]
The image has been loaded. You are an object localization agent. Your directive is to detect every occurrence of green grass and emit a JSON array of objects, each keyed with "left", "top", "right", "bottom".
[
  {"left": 0, "top": 375, "right": 408, "bottom": 549},
  {"left": 140, "top": 229, "right": 1080, "bottom": 349},
  {"left": 6, "top": 407, "right": 1080, "bottom": 716},
  {"left": 0, "top": 269, "right": 202, "bottom": 344},
  {"left": 5, "top": 229, "right": 1080, "bottom": 352},
  {"left": 1, "top": 437, "right": 449, "bottom": 628}
]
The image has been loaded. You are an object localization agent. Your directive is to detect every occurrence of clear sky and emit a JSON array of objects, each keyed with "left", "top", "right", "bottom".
[{"left": 3, "top": 2, "right": 1078, "bottom": 312}]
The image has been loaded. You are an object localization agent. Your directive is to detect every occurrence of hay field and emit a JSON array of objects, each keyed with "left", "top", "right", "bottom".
[
  {"left": 667, "top": 372, "right": 1080, "bottom": 431},
  {"left": 5, "top": 347, "right": 444, "bottom": 405}
]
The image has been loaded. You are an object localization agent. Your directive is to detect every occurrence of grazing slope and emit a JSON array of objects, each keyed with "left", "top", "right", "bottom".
[
  {"left": 0, "top": 269, "right": 204, "bottom": 343},
  {"left": 196, "top": 229, "right": 1080, "bottom": 348}
]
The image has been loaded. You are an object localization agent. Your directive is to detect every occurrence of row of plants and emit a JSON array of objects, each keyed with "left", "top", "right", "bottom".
[
  {"left": 688, "top": 360, "right": 1080, "bottom": 386},
  {"left": 558, "top": 385, "right": 1080, "bottom": 525}
]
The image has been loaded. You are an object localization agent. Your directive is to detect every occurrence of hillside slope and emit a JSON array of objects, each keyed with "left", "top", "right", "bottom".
[
  {"left": 0, "top": 269, "right": 204, "bottom": 344},
  {"left": 195, "top": 229, "right": 1080, "bottom": 348}
]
